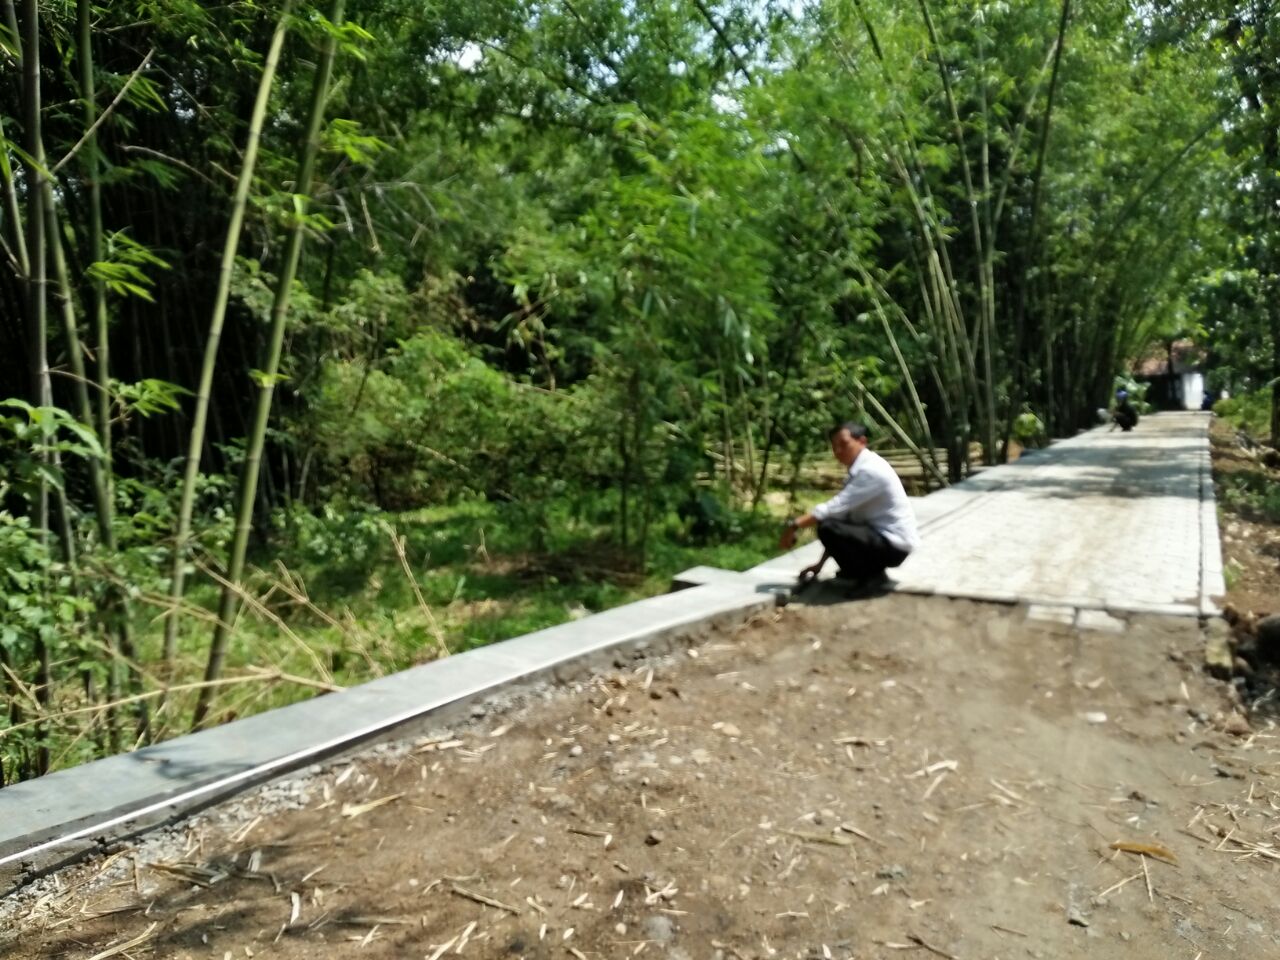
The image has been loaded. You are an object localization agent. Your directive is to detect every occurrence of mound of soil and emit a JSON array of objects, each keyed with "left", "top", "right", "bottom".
[{"left": 6, "top": 593, "right": 1277, "bottom": 960}]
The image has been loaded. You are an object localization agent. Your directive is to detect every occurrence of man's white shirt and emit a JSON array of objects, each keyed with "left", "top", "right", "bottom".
[{"left": 810, "top": 449, "right": 921, "bottom": 553}]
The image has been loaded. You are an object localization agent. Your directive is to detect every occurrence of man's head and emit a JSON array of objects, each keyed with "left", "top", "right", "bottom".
[{"left": 828, "top": 422, "right": 869, "bottom": 467}]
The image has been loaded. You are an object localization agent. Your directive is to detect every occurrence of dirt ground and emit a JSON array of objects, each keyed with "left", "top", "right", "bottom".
[{"left": 4, "top": 592, "right": 1278, "bottom": 960}]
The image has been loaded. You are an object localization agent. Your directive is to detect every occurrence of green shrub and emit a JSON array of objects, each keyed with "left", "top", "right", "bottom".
[
  {"left": 1213, "top": 391, "right": 1272, "bottom": 440},
  {"left": 1012, "top": 410, "right": 1048, "bottom": 448}
]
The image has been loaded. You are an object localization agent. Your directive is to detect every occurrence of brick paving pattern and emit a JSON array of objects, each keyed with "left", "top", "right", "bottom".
[{"left": 892, "top": 412, "right": 1218, "bottom": 614}]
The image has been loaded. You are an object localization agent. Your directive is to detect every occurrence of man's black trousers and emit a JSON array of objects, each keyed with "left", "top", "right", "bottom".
[{"left": 817, "top": 517, "right": 908, "bottom": 581}]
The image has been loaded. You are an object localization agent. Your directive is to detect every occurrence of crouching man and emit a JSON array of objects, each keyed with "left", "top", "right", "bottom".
[{"left": 778, "top": 422, "right": 920, "bottom": 590}]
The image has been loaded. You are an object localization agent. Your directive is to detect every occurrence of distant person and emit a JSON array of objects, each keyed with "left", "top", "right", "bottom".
[
  {"left": 1113, "top": 390, "right": 1138, "bottom": 432},
  {"left": 779, "top": 422, "right": 920, "bottom": 591}
]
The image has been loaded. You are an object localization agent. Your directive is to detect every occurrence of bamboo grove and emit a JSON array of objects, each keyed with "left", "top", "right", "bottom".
[{"left": 0, "top": 0, "right": 1275, "bottom": 780}]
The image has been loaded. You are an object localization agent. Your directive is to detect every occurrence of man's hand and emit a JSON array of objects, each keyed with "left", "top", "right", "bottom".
[
  {"left": 796, "top": 561, "right": 823, "bottom": 586},
  {"left": 778, "top": 521, "right": 798, "bottom": 550},
  {"left": 779, "top": 514, "right": 814, "bottom": 550}
]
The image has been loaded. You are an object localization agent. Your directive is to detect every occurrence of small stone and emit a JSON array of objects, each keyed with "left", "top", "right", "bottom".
[
  {"left": 546, "top": 793, "right": 575, "bottom": 813},
  {"left": 875, "top": 864, "right": 907, "bottom": 880},
  {"left": 1222, "top": 712, "right": 1252, "bottom": 737},
  {"left": 469, "top": 703, "right": 487, "bottom": 718},
  {"left": 718, "top": 723, "right": 742, "bottom": 738},
  {"left": 1083, "top": 711, "right": 1108, "bottom": 724},
  {"left": 642, "top": 915, "right": 676, "bottom": 942},
  {"left": 645, "top": 830, "right": 665, "bottom": 846},
  {"left": 615, "top": 923, "right": 627, "bottom": 935},
  {"left": 569, "top": 744, "right": 584, "bottom": 758},
  {"left": 1066, "top": 904, "right": 1090, "bottom": 927}
]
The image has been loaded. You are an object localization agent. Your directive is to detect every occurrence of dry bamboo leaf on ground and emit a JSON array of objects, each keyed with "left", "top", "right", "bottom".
[
  {"left": 921, "top": 772, "right": 949, "bottom": 801},
  {"left": 908, "top": 760, "right": 958, "bottom": 778},
  {"left": 988, "top": 779, "right": 1028, "bottom": 804},
  {"left": 990, "top": 924, "right": 1028, "bottom": 937},
  {"left": 1108, "top": 840, "right": 1178, "bottom": 865},
  {"left": 450, "top": 885, "right": 521, "bottom": 914},
  {"left": 779, "top": 828, "right": 853, "bottom": 847},
  {"left": 85, "top": 922, "right": 159, "bottom": 960},
  {"left": 838, "top": 823, "right": 881, "bottom": 845},
  {"left": 341, "top": 793, "right": 404, "bottom": 818},
  {"left": 909, "top": 932, "right": 961, "bottom": 959},
  {"left": 146, "top": 861, "right": 228, "bottom": 887},
  {"left": 1095, "top": 871, "right": 1144, "bottom": 899}
]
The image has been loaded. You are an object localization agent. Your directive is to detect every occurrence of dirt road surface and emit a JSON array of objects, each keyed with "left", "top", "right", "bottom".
[{"left": 5, "top": 592, "right": 1276, "bottom": 960}]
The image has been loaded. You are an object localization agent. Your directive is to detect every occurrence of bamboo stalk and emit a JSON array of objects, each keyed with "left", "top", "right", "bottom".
[
  {"left": 196, "top": 0, "right": 347, "bottom": 728},
  {"left": 164, "top": 3, "right": 294, "bottom": 667},
  {"left": 45, "top": 183, "right": 149, "bottom": 742},
  {"left": 76, "top": 0, "right": 113, "bottom": 486},
  {"left": 1007, "top": 0, "right": 1071, "bottom": 442},
  {"left": 19, "top": 0, "right": 54, "bottom": 775},
  {"left": 0, "top": 110, "right": 29, "bottom": 277}
]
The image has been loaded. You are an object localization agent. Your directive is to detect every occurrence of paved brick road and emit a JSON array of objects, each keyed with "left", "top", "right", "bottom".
[{"left": 893, "top": 412, "right": 1221, "bottom": 614}]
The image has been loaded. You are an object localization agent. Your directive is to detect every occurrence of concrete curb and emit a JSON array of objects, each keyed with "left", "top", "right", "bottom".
[
  {"left": 0, "top": 580, "right": 774, "bottom": 891},
  {"left": 1198, "top": 422, "right": 1227, "bottom": 616}
]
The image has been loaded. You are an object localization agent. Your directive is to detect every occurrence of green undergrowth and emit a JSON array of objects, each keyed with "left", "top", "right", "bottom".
[
  {"left": 1214, "top": 391, "right": 1273, "bottom": 444},
  {"left": 1213, "top": 391, "right": 1280, "bottom": 524},
  {"left": 1218, "top": 470, "right": 1280, "bottom": 525},
  {"left": 144, "top": 493, "right": 790, "bottom": 735}
]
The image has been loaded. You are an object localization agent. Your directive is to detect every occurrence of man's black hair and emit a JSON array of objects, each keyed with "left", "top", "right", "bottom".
[{"left": 829, "top": 421, "right": 870, "bottom": 441}]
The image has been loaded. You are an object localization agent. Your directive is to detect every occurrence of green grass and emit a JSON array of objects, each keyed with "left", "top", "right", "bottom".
[{"left": 148, "top": 492, "right": 794, "bottom": 734}]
